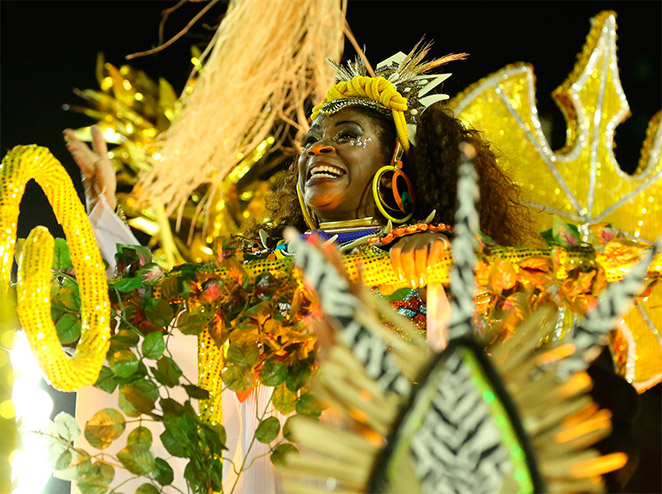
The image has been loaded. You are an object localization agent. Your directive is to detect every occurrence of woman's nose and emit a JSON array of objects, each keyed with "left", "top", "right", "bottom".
[{"left": 307, "top": 141, "right": 335, "bottom": 155}]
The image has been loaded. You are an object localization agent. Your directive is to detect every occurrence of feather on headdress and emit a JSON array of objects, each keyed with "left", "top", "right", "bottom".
[{"left": 312, "top": 42, "right": 468, "bottom": 150}]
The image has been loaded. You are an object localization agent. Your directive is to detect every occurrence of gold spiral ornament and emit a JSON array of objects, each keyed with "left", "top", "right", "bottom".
[{"left": 1, "top": 145, "right": 110, "bottom": 391}]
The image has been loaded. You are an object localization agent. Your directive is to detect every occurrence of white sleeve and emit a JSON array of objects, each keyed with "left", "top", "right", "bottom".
[{"left": 88, "top": 195, "right": 140, "bottom": 275}]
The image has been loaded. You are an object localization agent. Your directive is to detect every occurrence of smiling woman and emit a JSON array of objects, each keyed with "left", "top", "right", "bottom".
[
  {"left": 253, "top": 46, "right": 533, "bottom": 293},
  {"left": 298, "top": 107, "right": 392, "bottom": 222}
]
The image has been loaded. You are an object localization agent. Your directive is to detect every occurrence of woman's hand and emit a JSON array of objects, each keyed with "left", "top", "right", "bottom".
[
  {"left": 63, "top": 125, "right": 117, "bottom": 212},
  {"left": 389, "top": 232, "right": 450, "bottom": 289}
]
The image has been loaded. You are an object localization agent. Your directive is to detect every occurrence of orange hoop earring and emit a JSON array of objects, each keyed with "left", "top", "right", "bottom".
[{"left": 372, "top": 141, "right": 414, "bottom": 224}]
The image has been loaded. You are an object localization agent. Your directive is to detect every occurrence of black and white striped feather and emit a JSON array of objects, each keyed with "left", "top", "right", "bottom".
[
  {"left": 447, "top": 148, "right": 480, "bottom": 341},
  {"left": 410, "top": 352, "right": 510, "bottom": 494},
  {"left": 290, "top": 237, "right": 411, "bottom": 397},
  {"left": 404, "top": 147, "right": 511, "bottom": 493}
]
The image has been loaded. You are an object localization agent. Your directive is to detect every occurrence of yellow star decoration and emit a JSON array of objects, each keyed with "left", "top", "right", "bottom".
[{"left": 448, "top": 10, "right": 662, "bottom": 392}]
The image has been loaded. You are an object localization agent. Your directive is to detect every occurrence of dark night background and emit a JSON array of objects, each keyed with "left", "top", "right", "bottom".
[{"left": 1, "top": 1, "right": 660, "bottom": 492}]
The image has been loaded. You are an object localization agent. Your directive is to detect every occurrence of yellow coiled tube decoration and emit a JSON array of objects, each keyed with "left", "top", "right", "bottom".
[
  {"left": 1, "top": 145, "right": 110, "bottom": 391},
  {"left": 311, "top": 75, "right": 410, "bottom": 150}
]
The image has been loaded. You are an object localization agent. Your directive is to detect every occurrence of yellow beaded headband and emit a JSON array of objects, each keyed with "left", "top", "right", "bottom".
[{"left": 311, "top": 43, "right": 468, "bottom": 151}]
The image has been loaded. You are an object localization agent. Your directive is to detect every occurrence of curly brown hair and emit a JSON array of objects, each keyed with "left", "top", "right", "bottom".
[{"left": 251, "top": 103, "right": 532, "bottom": 246}]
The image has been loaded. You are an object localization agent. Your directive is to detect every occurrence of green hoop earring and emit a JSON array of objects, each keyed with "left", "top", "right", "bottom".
[{"left": 297, "top": 182, "right": 318, "bottom": 230}]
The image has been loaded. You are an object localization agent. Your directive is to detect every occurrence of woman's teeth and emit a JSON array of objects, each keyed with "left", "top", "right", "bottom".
[{"left": 310, "top": 165, "right": 343, "bottom": 178}]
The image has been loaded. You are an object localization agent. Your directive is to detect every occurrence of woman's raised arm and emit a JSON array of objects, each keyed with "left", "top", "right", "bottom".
[{"left": 63, "top": 125, "right": 117, "bottom": 211}]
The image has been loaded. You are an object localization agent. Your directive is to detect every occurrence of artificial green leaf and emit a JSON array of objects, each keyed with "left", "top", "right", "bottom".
[
  {"left": 53, "top": 280, "right": 80, "bottom": 310},
  {"left": 52, "top": 449, "right": 92, "bottom": 481},
  {"left": 272, "top": 383, "right": 297, "bottom": 415},
  {"left": 220, "top": 286, "right": 248, "bottom": 321},
  {"left": 136, "top": 263, "right": 165, "bottom": 285},
  {"left": 136, "top": 484, "right": 159, "bottom": 494},
  {"left": 54, "top": 449, "right": 73, "bottom": 470},
  {"left": 540, "top": 227, "right": 555, "bottom": 246},
  {"left": 152, "top": 357, "right": 182, "bottom": 387},
  {"left": 183, "top": 384, "right": 210, "bottom": 400},
  {"left": 199, "top": 279, "right": 224, "bottom": 303},
  {"left": 143, "top": 298, "right": 173, "bottom": 328},
  {"left": 55, "top": 312, "right": 81, "bottom": 345},
  {"left": 221, "top": 364, "right": 253, "bottom": 392},
  {"left": 226, "top": 341, "right": 260, "bottom": 367},
  {"left": 200, "top": 423, "right": 226, "bottom": 456},
  {"left": 54, "top": 411, "right": 81, "bottom": 442},
  {"left": 109, "top": 276, "right": 143, "bottom": 293},
  {"left": 160, "top": 414, "right": 195, "bottom": 458},
  {"left": 552, "top": 216, "right": 580, "bottom": 247},
  {"left": 52, "top": 238, "right": 73, "bottom": 271},
  {"left": 142, "top": 331, "right": 165, "bottom": 359},
  {"left": 84, "top": 408, "right": 125, "bottom": 450},
  {"left": 270, "top": 443, "right": 298, "bottom": 466},
  {"left": 127, "top": 426, "right": 153, "bottom": 448},
  {"left": 94, "top": 365, "right": 118, "bottom": 394},
  {"left": 177, "top": 309, "right": 214, "bottom": 336},
  {"left": 285, "top": 363, "right": 311, "bottom": 392},
  {"left": 159, "top": 428, "right": 185, "bottom": 458},
  {"left": 295, "top": 392, "right": 324, "bottom": 417},
  {"left": 77, "top": 461, "right": 114, "bottom": 494},
  {"left": 153, "top": 457, "right": 174, "bottom": 485},
  {"left": 254, "top": 272, "right": 278, "bottom": 300},
  {"left": 119, "top": 381, "right": 158, "bottom": 415},
  {"left": 158, "top": 275, "right": 180, "bottom": 302},
  {"left": 115, "top": 244, "right": 153, "bottom": 276},
  {"left": 108, "top": 349, "right": 139, "bottom": 379},
  {"left": 255, "top": 416, "right": 280, "bottom": 443},
  {"left": 118, "top": 379, "right": 159, "bottom": 417},
  {"left": 160, "top": 397, "right": 185, "bottom": 416},
  {"left": 211, "top": 423, "right": 227, "bottom": 452},
  {"left": 47, "top": 439, "right": 69, "bottom": 468},
  {"left": 282, "top": 416, "right": 295, "bottom": 440},
  {"left": 183, "top": 461, "right": 201, "bottom": 490},
  {"left": 77, "top": 482, "right": 106, "bottom": 494},
  {"left": 209, "top": 457, "right": 224, "bottom": 492},
  {"left": 112, "top": 328, "right": 140, "bottom": 346},
  {"left": 117, "top": 444, "right": 155, "bottom": 475},
  {"left": 258, "top": 360, "right": 288, "bottom": 387},
  {"left": 478, "top": 231, "right": 499, "bottom": 247}
]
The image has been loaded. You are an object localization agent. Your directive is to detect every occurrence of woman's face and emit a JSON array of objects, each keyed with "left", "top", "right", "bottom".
[{"left": 297, "top": 107, "right": 390, "bottom": 223}]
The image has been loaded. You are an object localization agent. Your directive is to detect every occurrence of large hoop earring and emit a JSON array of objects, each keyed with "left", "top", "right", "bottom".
[
  {"left": 372, "top": 141, "right": 414, "bottom": 224},
  {"left": 296, "top": 182, "right": 318, "bottom": 230}
]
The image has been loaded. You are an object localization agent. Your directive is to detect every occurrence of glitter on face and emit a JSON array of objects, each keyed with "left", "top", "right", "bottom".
[{"left": 348, "top": 136, "right": 372, "bottom": 148}]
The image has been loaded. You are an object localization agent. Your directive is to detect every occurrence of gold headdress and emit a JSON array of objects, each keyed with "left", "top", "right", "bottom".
[{"left": 311, "top": 43, "right": 468, "bottom": 151}]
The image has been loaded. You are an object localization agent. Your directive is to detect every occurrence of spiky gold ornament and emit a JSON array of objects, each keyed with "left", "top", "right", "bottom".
[{"left": 448, "top": 11, "right": 662, "bottom": 392}]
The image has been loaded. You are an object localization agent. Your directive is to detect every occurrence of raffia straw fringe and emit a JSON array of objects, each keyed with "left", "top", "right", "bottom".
[
  {"left": 547, "top": 477, "right": 604, "bottom": 494},
  {"left": 286, "top": 415, "right": 380, "bottom": 459},
  {"left": 353, "top": 309, "right": 426, "bottom": 380},
  {"left": 278, "top": 478, "right": 361, "bottom": 494},
  {"left": 522, "top": 396, "right": 593, "bottom": 436},
  {"left": 279, "top": 454, "right": 369, "bottom": 485},
  {"left": 135, "top": 0, "right": 347, "bottom": 224},
  {"left": 366, "top": 286, "right": 428, "bottom": 351}
]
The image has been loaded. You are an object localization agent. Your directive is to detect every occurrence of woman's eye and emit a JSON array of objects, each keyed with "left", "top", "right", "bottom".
[{"left": 334, "top": 131, "right": 358, "bottom": 141}]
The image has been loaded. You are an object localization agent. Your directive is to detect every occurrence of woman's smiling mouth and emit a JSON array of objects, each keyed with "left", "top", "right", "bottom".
[{"left": 307, "top": 163, "right": 347, "bottom": 184}]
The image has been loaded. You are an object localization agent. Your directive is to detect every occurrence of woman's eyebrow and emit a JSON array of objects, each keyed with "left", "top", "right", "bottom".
[{"left": 334, "top": 120, "right": 363, "bottom": 129}]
